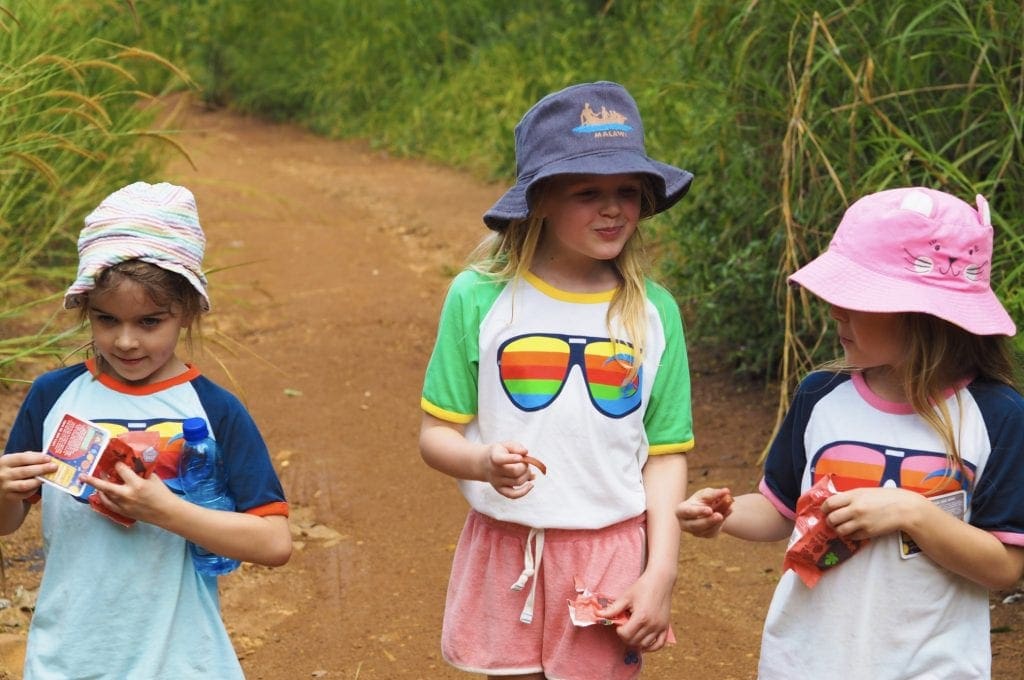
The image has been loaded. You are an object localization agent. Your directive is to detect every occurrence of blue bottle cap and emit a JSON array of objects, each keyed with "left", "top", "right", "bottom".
[{"left": 182, "top": 417, "right": 209, "bottom": 442}]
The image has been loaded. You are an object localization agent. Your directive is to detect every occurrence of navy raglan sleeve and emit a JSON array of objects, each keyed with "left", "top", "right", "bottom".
[
  {"left": 191, "top": 376, "right": 286, "bottom": 513},
  {"left": 967, "top": 382, "right": 1024, "bottom": 544},
  {"left": 4, "top": 365, "right": 87, "bottom": 454},
  {"left": 761, "top": 371, "right": 849, "bottom": 512}
]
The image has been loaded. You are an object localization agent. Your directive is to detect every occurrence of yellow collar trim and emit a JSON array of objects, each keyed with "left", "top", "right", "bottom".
[{"left": 523, "top": 270, "right": 616, "bottom": 303}]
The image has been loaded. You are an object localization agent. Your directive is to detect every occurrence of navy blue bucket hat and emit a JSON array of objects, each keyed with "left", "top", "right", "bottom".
[{"left": 483, "top": 81, "right": 694, "bottom": 230}]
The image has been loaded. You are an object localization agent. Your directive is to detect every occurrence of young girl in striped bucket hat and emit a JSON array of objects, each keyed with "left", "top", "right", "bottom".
[{"left": 1, "top": 181, "right": 292, "bottom": 679}]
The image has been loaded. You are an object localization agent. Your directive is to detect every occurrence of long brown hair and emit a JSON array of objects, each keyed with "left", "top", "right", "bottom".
[{"left": 900, "top": 313, "right": 1018, "bottom": 472}]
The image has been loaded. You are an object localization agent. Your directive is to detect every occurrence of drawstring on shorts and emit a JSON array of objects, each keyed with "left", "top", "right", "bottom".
[{"left": 510, "top": 527, "right": 545, "bottom": 624}]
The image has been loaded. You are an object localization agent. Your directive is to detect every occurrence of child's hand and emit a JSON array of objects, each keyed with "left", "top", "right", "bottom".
[
  {"left": 482, "top": 442, "right": 539, "bottom": 499},
  {"left": 597, "top": 570, "right": 674, "bottom": 652},
  {"left": 81, "top": 463, "right": 180, "bottom": 524},
  {"left": 822, "top": 486, "right": 921, "bottom": 541},
  {"left": 676, "top": 487, "right": 733, "bottom": 538},
  {"left": 0, "top": 452, "right": 57, "bottom": 502}
]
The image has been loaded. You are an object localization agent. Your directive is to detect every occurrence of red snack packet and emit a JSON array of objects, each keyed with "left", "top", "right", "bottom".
[
  {"left": 88, "top": 431, "right": 161, "bottom": 527},
  {"left": 782, "top": 473, "right": 866, "bottom": 588},
  {"left": 567, "top": 576, "right": 677, "bottom": 644}
]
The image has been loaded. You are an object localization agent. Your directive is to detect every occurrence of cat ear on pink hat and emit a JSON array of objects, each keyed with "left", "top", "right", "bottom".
[
  {"left": 976, "top": 192, "right": 991, "bottom": 227},
  {"left": 787, "top": 186, "right": 1015, "bottom": 337}
]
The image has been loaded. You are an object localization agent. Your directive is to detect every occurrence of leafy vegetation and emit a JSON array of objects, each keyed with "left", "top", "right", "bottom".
[
  {"left": 5, "top": 1, "right": 1022, "bottom": 399},
  {"left": 130, "top": 0, "right": 1022, "bottom": 386},
  {"left": 720, "top": 1, "right": 1024, "bottom": 406},
  {"left": 0, "top": 1, "right": 190, "bottom": 378}
]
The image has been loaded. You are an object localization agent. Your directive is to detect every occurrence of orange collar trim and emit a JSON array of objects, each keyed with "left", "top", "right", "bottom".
[{"left": 85, "top": 358, "right": 201, "bottom": 395}]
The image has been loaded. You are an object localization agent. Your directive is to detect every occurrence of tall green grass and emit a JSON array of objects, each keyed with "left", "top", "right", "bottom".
[
  {"left": 720, "top": 1, "right": 1024, "bottom": 410},
  {"left": 0, "top": 1, "right": 191, "bottom": 378}
]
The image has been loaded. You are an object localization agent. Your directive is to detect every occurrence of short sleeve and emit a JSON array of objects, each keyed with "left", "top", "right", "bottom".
[
  {"left": 5, "top": 384, "right": 47, "bottom": 456},
  {"left": 762, "top": 371, "right": 848, "bottom": 511},
  {"left": 421, "top": 270, "right": 503, "bottom": 424},
  {"left": 191, "top": 376, "right": 287, "bottom": 515},
  {"left": 966, "top": 381, "right": 1024, "bottom": 544},
  {"left": 642, "top": 281, "right": 694, "bottom": 453},
  {"left": 4, "top": 365, "right": 86, "bottom": 456}
]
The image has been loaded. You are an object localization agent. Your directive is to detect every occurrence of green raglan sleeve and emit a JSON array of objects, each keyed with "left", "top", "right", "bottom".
[
  {"left": 643, "top": 280, "right": 695, "bottom": 454},
  {"left": 420, "top": 270, "right": 502, "bottom": 424}
]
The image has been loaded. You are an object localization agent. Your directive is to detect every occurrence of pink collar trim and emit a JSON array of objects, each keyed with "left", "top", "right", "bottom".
[{"left": 850, "top": 371, "right": 970, "bottom": 414}]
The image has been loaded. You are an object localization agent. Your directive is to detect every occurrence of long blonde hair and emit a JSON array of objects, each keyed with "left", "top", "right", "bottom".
[
  {"left": 469, "top": 177, "right": 657, "bottom": 382},
  {"left": 901, "top": 314, "right": 1017, "bottom": 467}
]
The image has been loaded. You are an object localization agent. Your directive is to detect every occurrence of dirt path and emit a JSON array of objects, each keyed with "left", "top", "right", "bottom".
[{"left": 0, "top": 98, "right": 1021, "bottom": 679}]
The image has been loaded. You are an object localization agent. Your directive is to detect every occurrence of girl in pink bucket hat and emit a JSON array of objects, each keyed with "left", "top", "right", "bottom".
[
  {"left": 678, "top": 187, "right": 1024, "bottom": 679},
  {"left": 420, "top": 81, "right": 694, "bottom": 679},
  {"left": 1, "top": 181, "right": 291, "bottom": 679}
]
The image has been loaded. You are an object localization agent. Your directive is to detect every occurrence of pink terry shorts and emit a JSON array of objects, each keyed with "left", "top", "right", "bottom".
[{"left": 441, "top": 510, "right": 647, "bottom": 680}]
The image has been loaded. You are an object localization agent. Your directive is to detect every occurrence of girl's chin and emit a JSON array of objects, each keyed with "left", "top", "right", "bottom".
[{"left": 98, "top": 357, "right": 154, "bottom": 384}]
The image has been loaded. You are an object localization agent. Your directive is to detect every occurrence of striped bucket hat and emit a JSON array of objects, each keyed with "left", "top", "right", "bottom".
[{"left": 64, "top": 181, "right": 210, "bottom": 311}]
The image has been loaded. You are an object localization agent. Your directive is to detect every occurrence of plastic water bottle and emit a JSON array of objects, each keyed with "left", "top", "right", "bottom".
[{"left": 179, "top": 417, "right": 241, "bottom": 576}]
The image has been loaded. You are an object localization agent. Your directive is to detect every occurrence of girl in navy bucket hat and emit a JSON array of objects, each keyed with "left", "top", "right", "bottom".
[
  {"left": 420, "top": 81, "right": 695, "bottom": 679},
  {"left": 678, "top": 187, "right": 1024, "bottom": 678},
  {"left": 484, "top": 81, "right": 693, "bottom": 229}
]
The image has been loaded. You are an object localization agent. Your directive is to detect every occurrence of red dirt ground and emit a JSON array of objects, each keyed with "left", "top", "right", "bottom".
[{"left": 0, "top": 97, "right": 1020, "bottom": 679}]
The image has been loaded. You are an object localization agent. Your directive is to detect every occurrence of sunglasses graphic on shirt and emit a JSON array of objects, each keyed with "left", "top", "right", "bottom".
[
  {"left": 497, "top": 333, "right": 642, "bottom": 418},
  {"left": 810, "top": 441, "right": 975, "bottom": 496}
]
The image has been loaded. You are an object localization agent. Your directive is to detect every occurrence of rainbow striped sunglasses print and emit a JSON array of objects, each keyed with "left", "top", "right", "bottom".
[
  {"left": 810, "top": 441, "right": 975, "bottom": 497},
  {"left": 497, "top": 333, "right": 642, "bottom": 418}
]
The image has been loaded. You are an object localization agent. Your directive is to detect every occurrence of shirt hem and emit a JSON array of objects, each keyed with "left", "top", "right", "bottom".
[{"left": 421, "top": 397, "right": 474, "bottom": 424}]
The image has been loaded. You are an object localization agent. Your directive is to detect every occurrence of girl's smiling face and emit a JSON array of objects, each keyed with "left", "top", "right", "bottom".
[
  {"left": 535, "top": 173, "right": 644, "bottom": 271},
  {"left": 88, "top": 279, "right": 189, "bottom": 386}
]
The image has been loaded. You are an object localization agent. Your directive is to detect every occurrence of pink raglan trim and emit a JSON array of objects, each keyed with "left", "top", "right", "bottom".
[
  {"left": 992, "top": 531, "right": 1024, "bottom": 547},
  {"left": 758, "top": 477, "right": 796, "bottom": 520}
]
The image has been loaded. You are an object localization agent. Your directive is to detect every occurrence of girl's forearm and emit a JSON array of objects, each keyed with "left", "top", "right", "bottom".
[
  {"left": 642, "top": 453, "right": 687, "bottom": 577},
  {"left": 904, "top": 500, "right": 1024, "bottom": 590},
  {"left": 722, "top": 492, "right": 794, "bottom": 542},
  {"left": 157, "top": 499, "right": 292, "bottom": 567},
  {"left": 418, "top": 413, "right": 489, "bottom": 481},
  {"left": 0, "top": 497, "right": 30, "bottom": 536}
]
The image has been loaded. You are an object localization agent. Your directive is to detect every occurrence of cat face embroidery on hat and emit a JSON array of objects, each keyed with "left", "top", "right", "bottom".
[
  {"left": 898, "top": 190, "right": 991, "bottom": 288},
  {"left": 828, "top": 187, "right": 993, "bottom": 295}
]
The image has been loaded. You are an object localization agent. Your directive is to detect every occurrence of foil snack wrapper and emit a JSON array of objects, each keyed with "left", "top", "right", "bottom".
[{"left": 783, "top": 474, "right": 866, "bottom": 588}]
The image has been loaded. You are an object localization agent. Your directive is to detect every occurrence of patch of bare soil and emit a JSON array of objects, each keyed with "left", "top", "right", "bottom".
[{"left": 0, "top": 96, "right": 1020, "bottom": 679}]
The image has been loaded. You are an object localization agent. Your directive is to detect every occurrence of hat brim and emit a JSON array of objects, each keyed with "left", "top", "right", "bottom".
[
  {"left": 483, "top": 150, "right": 693, "bottom": 230},
  {"left": 788, "top": 250, "right": 1016, "bottom": 336},
  {"left": 63, "top": 257, "right": 211, "bottom": 312}
]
